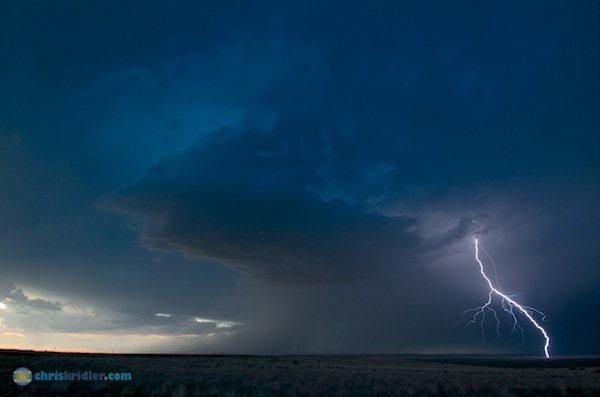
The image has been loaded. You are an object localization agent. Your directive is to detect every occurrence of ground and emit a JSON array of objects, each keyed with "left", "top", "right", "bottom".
[{"left": 1, "top": 350, "right": 599, "bottom": 396}]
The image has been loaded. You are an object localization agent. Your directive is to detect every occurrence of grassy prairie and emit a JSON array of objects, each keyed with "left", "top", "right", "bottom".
[{"left": 1, "top": 350, "right": 599, "bottom": 396}]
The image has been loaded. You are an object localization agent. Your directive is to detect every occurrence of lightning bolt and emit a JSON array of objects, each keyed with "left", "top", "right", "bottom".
[{"left": 461, "top": 238, "right": 551, "bottom": 358}]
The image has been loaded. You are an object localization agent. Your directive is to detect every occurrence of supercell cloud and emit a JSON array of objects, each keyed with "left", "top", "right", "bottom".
[{"left": 0, "top": 1, "right": 599, "bottom": 355}]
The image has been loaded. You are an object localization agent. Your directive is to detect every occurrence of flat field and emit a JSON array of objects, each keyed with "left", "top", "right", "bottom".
[{"left": 1, "top": 350, "right": 599, "bottom": 396}]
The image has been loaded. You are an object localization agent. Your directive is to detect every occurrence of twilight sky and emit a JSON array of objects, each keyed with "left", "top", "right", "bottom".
[{"left": 1, "top": 1, "right": 599, "bottom": 356}]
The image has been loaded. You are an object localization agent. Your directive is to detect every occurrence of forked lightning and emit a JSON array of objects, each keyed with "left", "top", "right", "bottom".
[{"left": 462, "top": 238, "right": 551, "bottom": 358}]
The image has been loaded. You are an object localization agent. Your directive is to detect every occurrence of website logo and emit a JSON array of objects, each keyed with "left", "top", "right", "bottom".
[
  {"left": 13, "top": 367, "right": 32, "bottom": 386},
  {"left": 12, "top": 367, "right": 132, "bottom": 386}
]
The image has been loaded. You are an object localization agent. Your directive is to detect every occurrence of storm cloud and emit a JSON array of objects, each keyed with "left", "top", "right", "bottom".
[
  {"left": 1, "top": 1, "right": 599, "bottom": 355},
  {"left": 106, "top": 128, "right": 479, "bottom": 283}
]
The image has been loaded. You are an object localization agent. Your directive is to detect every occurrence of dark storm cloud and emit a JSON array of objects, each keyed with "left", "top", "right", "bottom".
[
  {"left": 96, "top": 0, "right": 600, "bottom": 286},
  {"left": 1, "top": 0, "right": 599, "bottom": 355},
  {"left": 106, "top": 125, "right": 479, "bottom": 283},
  {"left": 114, "top": 189, "right": 421, "bottom": 283},
  {"left": 92, "top": 0, "right": 600, "bottom": 356}
]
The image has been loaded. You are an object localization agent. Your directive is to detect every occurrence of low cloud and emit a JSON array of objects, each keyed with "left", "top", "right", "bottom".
[
  {"left": 0, "top": 279, "right": 62, "bottom": 312},
  {"left": 0, "top": 279, "right": 242, "bottom": 353},
  {"left": 111, "top": 186, "right": 421, "bottom": 283}
]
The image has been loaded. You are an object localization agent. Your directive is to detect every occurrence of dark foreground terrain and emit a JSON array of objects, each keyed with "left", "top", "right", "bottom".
[{"left": 2, "top": 350, "right": 599, "bottom": 396}]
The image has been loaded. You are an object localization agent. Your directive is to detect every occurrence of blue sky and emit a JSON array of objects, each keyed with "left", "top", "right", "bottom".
[{"left": 0, "top": 1, "right": 599, "bottom": 355}]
